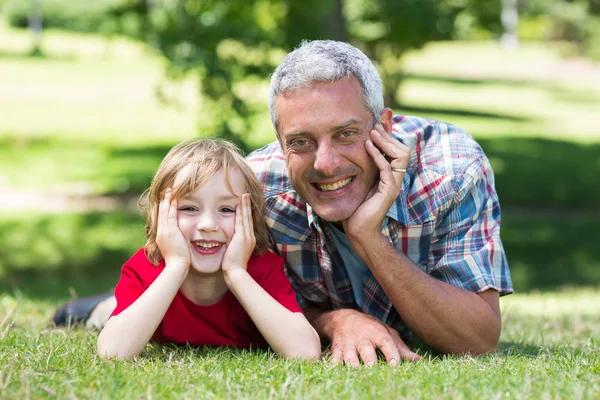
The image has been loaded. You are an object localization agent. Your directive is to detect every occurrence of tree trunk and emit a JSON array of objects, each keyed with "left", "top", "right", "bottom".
[
  {"left": 500, "top": 0, "right": 519, "bottom": 50},
  {"left": 590, "top": 0, "right": 600, "bottom": 15},
  {"left": 319, "top": 0, "right": 347, "bottom": 42},
  {"left": 28, "top": 0, "right": 43, "bottom": 56}
]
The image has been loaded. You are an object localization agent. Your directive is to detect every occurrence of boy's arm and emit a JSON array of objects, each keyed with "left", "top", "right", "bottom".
[
  {"left": 97, "top": 261, "right": 188, "bottom": 360},
  {"left": 224, "top": 269, "right": 321, "bottom": 360},
  {"left": 222, "top": 194, "right": 320, "bottom": 360},
  {"left": 98, "top": 190, "right": 191, "bottom": 360}
]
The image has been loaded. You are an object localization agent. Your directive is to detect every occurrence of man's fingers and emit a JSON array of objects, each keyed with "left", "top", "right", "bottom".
[
  {"left": 377, "top": 337, "right": 401, "bottom": 366},
  {"left": 356, "top": 340, "right": 378, "bottom": 367},
  {"left": 370, "top": 124, "right": 408, "bottom": 161},
  {"left": 391, "top": 332, "right": 421, "bottom": 362},
  {"left": 330, "top": 345, "right": 344, "bottom": 367},
  {"left": 342, "top": 346, "right": 360, "bottom": 368}
]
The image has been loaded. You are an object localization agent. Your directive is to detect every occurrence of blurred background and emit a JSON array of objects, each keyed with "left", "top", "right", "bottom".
[{"left": 0, "top": 0, "right": 599, "bottom": 303}]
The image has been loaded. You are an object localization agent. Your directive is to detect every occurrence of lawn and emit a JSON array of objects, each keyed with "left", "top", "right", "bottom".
[
  {"left": 1, "top": 23, "right": 599, "bottom": 399},
  {"left": 1, "top": 290, "right": 598, "bottom": 398}
]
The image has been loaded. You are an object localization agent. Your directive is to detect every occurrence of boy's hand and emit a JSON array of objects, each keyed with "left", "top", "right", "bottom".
[
  {"left": 222, "top": 193, "right": 255, "bottom": 274},
  {"left": 155, "top": 189, "right": 191, "bottom": 271}
]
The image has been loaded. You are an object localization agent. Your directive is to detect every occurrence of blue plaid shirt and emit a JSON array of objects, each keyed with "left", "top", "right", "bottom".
[{"left": 246, "top": 115, "right": 513, "bottom": 338}]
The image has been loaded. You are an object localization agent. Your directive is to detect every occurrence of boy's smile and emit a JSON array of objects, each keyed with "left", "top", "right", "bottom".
[{"left": 173, "top": 167, "right": 247, "bottom": 275}]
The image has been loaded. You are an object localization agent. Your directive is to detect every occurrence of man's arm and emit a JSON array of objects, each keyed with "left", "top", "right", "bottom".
[
  {"left": 343, "top": 124, "right": 505, "bottom": 355},
  {"left": 343, "top": 235, "right": 501, "bottom": 354}
]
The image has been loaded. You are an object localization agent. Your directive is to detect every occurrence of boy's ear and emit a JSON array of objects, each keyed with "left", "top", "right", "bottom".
[{"left": 379, "top": 108, "right": 393, "bottom": 134}]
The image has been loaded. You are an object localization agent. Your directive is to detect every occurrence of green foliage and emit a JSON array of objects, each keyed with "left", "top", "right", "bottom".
[{"left": 2, "top": 0, "right": 143, "bottom": 36}]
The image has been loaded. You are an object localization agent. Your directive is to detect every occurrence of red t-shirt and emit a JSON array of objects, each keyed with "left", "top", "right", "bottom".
[{"left": 110, "top": 248, "right": 301, "bottom": 348}]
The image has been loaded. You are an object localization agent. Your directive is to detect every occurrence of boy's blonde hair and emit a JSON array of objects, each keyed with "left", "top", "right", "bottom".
[{"left": 140, "top": 138, "right": 270, "bottom": 265}]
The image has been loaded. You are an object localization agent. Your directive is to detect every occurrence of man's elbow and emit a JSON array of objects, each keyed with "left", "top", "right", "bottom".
[{"left": 458, "top": 323, "right": 501, "bottom": 356}]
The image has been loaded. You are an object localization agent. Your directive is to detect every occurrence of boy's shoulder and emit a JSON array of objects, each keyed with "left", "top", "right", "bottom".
[
  {"left": 121, "top": 248, "right": 164, "bottom": 282},
  {"left": 246, "top": 250, "right": 284, "bottom": 278}
]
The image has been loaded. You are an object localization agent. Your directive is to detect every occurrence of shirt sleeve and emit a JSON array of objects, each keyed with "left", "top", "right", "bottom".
[
  {"left": 110, "top": 250, "right": 149, "bottom": 317},
  {"left": 252, "top": 251, "right": 303, "bottom": 313},
  {"left": 430, "top": 156, "right": 513, "bottom": 295}
]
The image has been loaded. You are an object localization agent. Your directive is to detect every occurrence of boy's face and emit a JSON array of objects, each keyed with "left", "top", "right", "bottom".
[{"left": 173, "top": 167, "right": 246, "bottom": 275}]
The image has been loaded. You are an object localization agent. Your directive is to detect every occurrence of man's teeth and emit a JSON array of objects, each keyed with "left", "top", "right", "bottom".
[
  {"left": 195, "top": 242, "right": 221, "bottom": 248},
  {"left": 317, "top": 177, "right": 352, "bottom": 192}
]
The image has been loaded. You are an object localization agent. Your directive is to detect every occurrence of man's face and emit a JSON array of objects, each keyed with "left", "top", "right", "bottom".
[{"left": 276, "top": 77, "right": 379, "bottom": 222}]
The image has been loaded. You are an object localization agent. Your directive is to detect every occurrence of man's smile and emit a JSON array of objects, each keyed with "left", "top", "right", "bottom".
[{"left": 314, "top": 177, "right": 354, "bottom": 192}]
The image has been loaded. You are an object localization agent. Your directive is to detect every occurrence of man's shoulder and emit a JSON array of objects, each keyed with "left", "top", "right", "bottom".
[
  {"left": 246, "top": 141, "right": 294, "bottom": 198},
  {"left": 393, "top": 115, "right": 486, "bottom": 176}
]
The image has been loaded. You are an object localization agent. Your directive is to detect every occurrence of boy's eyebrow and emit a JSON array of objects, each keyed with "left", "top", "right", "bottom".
[{"left": 181, "top": 193, "right": 240, "bottom": 201}]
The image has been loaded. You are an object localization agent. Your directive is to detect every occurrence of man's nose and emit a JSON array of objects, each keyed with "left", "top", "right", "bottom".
[{"left": 313, "top": 143, "right": 341, "bottom": 176}]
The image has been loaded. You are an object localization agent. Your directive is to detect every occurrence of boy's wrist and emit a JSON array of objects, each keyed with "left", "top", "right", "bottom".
[
  {"left": 163, "top": 260, "right": 189, "bottom": 276},
  {"left": 223, "top": 268, "right": 249, "bottom": 287}
]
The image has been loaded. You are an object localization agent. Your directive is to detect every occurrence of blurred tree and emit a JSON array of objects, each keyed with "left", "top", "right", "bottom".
[
  {"left": 4, "top": 0, "right": 508, "bottom": 142},
  {"left": 28, "top": 0, "right": 43, "bottom": 56}
]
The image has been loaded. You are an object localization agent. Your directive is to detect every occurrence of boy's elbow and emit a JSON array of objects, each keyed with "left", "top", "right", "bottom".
[
  {"left": 97, "top": 334, "right": 135, "bottom": 361},
  {"left": 279, "top": 346, "right": 321, "bottom": 361},
  {"left": 280, "top": 334, "right": 322, "bottom": 360},
  {"left": 97, "top": 344, "right": 133, "bottom": 361}
]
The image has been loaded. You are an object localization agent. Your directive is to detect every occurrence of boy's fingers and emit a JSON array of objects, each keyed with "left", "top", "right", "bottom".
[
  {"left": 244, "top": 194, "right": 253, "bottom": 237},
  {"left": 158, "top": 189, "right": 171, "bottom": 234}
]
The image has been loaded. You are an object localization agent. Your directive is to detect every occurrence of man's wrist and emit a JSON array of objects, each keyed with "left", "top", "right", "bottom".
[
  {"left": 307, "top": 308, "right": 356, "bottom": 341},
  {"left": 345, "top": 231, "right": 389, "bottom": 260}
]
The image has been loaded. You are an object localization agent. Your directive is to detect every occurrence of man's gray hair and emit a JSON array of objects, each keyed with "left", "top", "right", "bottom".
[{"left": 268, "top": 40, "right": 384, "bottom": 132}]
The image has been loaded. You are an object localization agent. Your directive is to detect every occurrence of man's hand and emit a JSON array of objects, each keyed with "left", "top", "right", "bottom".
[
  {"left": 327, "top": 309, "right": 420, "bottom": 367},
  {"left": 343, "top": 124, "right": 410, "bottom": 241}
]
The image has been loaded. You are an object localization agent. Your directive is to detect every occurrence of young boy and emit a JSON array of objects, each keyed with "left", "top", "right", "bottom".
[{"left": 96, "top": 138, "right": 321, "bottom": 360}]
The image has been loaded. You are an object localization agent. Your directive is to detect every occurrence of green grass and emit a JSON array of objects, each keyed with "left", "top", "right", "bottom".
[{"left": 1, "top": 290, "right": 598, "bottom": 398}]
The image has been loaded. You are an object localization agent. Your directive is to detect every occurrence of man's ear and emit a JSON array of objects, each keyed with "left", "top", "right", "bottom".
[{"left": 379, "top": 108, "right": 394, "bottom": 134}]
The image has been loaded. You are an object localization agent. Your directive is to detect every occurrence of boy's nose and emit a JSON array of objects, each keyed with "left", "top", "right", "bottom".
[{"left": 196, "top": 213, "right": 218, "bottom": 232}]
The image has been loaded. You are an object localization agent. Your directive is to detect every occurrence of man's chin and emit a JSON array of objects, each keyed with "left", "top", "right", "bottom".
[{"left": 310, "top": 203, "right": 355, "bottom": 223}]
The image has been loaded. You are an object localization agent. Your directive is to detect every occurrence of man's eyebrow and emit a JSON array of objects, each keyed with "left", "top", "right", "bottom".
[
  {"left": 284, "top": 119, "right": 364, "bottom": 139},
  {"left": 331, "top": 119, "right": 362, "bottom": 132}
]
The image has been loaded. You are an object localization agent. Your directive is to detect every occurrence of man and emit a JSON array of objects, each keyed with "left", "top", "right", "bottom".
[
  {"left": 246, "top": 40, "right": 512, "bottom": 366},
  {"left": 55, "top": 40, "right": 512, "bottom": 366}
]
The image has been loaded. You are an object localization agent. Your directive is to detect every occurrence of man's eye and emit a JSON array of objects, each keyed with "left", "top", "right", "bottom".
[
  {"left": 290, "top": 138, "right": 309, "bottom": 147},
  {"left": 340, "top": 130, "right": 357, "bottom": 139}
]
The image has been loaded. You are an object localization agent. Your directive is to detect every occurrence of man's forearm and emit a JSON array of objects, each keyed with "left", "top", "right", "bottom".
[{"left": 350, "top": 233, "right": 501, "bottom": 355}]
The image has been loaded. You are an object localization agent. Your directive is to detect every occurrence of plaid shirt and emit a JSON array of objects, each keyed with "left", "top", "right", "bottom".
[{"left": 246, "top": 115, "right": 513, "bottom": 338}]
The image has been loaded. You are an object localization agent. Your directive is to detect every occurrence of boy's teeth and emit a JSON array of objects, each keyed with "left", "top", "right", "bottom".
[
  {"left": 317, "top": 177, "right": 352, "bottom": 192},
  {"left": 195, "top": 242, "right": 220, "bottom": 248}
]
